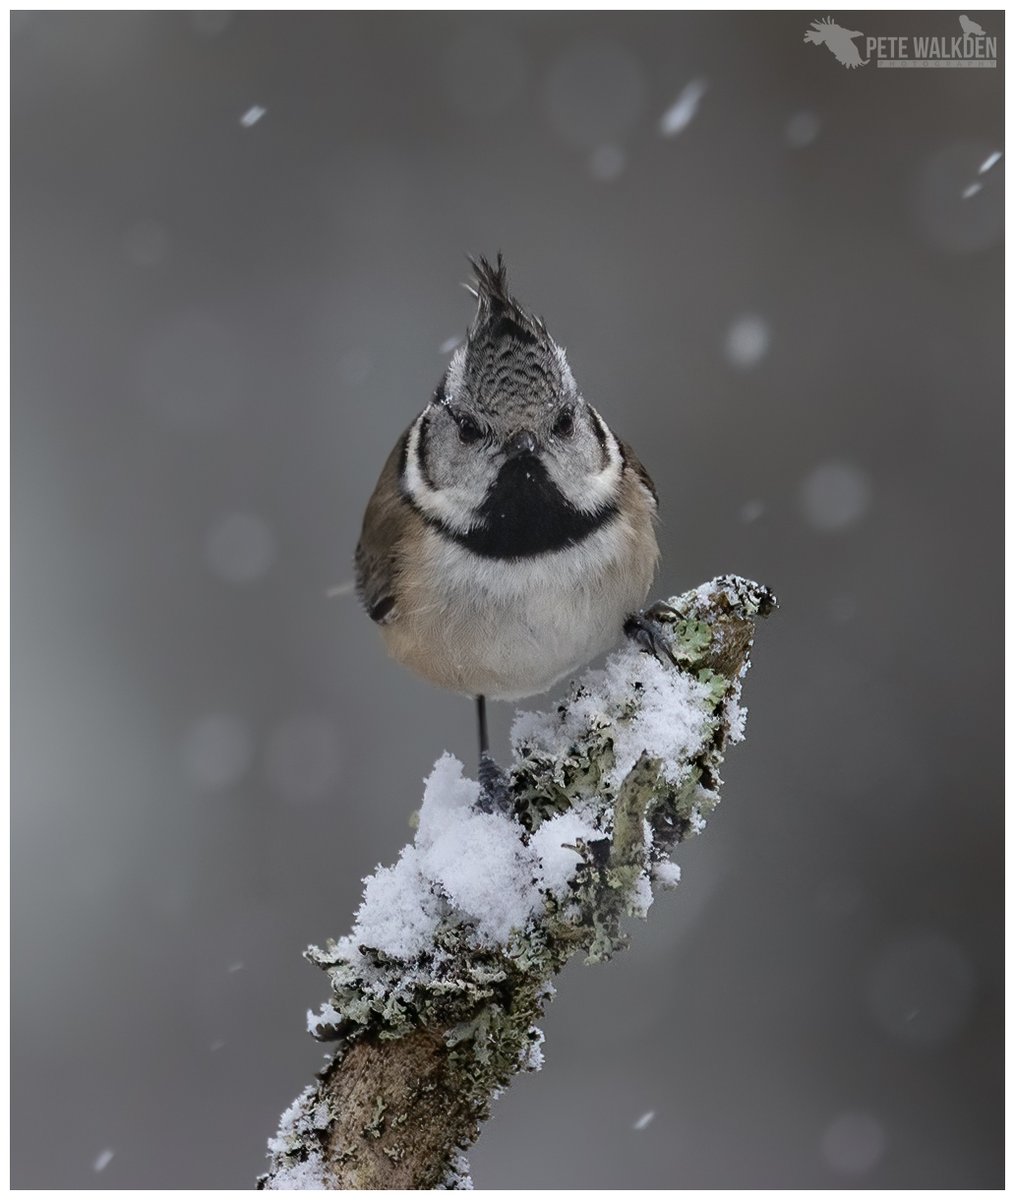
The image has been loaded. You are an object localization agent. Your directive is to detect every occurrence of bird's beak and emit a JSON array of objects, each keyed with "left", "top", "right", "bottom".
[{"left": 503, "top": 429, "right": 538, "bottom": 459}]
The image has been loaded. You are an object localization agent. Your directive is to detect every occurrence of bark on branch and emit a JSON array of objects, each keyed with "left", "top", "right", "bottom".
[{"left": 258, "top": 575, "right": 776, "bottom": 1190}]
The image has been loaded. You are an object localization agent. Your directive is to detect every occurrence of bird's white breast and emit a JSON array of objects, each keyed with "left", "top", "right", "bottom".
[{"left": 385, "top": 511, "right": 657, "bottom": 700}]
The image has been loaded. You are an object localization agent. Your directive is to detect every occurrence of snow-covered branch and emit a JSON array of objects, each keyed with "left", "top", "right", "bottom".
[{"left": 258, "top": 575, "right": 775, "bottom": 1190}]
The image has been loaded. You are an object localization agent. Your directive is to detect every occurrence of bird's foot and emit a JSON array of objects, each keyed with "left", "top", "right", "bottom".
[
  {"left": 475, "top": 752, "right": 513, "bottom": 815},
  {"left": 624, "top": 602, "right": 679, "bottom": 667}
]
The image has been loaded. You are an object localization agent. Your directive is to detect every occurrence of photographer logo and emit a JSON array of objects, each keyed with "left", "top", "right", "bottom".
[{"left": 805, "top": 14, "right": 997, "bottom": 68}]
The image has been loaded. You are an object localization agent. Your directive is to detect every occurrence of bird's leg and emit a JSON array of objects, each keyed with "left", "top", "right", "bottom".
[
  {"left": 474, "top": 694, "right": 512, "bottom": 814},
  {"left": 623, "top": 601, "right": 680, "bottom": 667}
]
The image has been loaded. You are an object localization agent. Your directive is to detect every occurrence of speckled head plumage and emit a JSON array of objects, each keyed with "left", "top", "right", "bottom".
[{"left": 448, "top": 254, "right": 576, "bottom": 424}]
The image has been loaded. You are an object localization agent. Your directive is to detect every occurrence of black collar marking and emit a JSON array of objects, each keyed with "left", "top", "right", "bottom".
[{"left": 409, "top": 454, "right": 618, "bottom": 561}]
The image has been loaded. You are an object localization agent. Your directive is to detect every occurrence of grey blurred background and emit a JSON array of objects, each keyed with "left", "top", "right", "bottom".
[{"left": 12, "top": 9, "right": 1003, "bottom": 1189}]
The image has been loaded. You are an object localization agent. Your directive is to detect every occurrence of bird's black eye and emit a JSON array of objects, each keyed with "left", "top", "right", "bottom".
[
  {"left": 454, "top": 412, "right": 483, "bottom": 445},
  {"left": 553, "top": 407, "right": 575, "bottom": 438}
]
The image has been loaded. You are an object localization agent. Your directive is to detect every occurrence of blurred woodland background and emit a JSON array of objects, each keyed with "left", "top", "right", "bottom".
[{"left": 12, "top": 9, "right": 1003, "bottom": 1188}]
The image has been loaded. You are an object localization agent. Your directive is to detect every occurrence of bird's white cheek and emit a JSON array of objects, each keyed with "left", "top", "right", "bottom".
[
  {"left": 544, "top": 448, "right": 622, "bottom": 514},
  {"left": 402, "top": 417, "right": 484, "bottom": 533}
]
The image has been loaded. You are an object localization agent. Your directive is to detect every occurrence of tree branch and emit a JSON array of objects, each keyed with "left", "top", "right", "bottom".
[{"left": 258, "top": 575, "right": 776, "bottom": 1190}]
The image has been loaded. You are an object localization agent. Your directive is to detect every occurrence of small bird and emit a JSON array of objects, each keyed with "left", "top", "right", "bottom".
[
  {"left": 959, "top": 14, "right": 985, "bottom": 36},
  {"left": 355, "top": 255, "right": 664, "bottom": 807}
]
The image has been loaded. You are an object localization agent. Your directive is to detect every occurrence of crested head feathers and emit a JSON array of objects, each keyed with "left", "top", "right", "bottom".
[
  {"left": 465, "top": 253, "right": 547, "bottom": 342},
  {"left": 452, "top": 254, "right": 574, "bottom": 418}
]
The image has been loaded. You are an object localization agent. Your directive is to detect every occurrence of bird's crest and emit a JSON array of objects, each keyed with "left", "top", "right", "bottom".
[
  {"left": 451, "top": 254, "right": 569, "bottom": 417},
  {"left": 465, "top": 254, "right": 548, "bottom": 344}
]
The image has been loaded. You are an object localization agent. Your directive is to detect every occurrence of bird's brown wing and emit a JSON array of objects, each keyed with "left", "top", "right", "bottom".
[
  {"left": 617, "top": 437, "right": 659, "bottom": 507},
  {"left": 354, "top": 431, "right": 411, "bottom": 625}
]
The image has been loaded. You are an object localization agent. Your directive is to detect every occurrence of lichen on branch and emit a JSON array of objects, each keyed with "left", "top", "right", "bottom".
[{"left": 259, "top": 575, "right": 775, "bottom": 1190}]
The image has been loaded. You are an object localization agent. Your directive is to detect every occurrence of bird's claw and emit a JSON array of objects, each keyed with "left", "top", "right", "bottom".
[
  {"left": 475, "top": 752, "right": 513, "bottom": 815},
  {"left": 644, "top": 600, "right": 679, "bottom": 624},
  {"left": 624, "top": 606, "right": 678, "bottom": 667}
]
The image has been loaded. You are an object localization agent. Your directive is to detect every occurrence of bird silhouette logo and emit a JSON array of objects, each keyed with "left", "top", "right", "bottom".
[
  {"left": 804, "top": 17, "right": 869, "bottom": 68},
  {"left": 958, "top": 14, "right": 986, "bottom": 36}
]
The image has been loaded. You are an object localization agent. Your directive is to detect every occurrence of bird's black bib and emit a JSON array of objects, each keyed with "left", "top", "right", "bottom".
[{"left": 445, "top": 456, "right": 617, "bottom": 561}]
